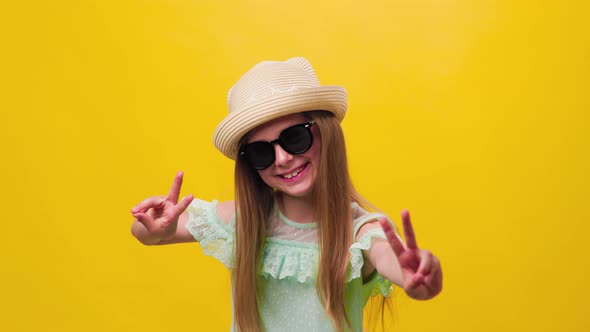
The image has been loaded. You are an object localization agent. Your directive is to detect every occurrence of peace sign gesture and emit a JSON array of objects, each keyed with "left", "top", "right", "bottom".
[
  {"left": 131, "top": 172, "right": 194, "bottom": 242},
  {"left": 379, "top": 211, "right": 443, "bottom": 300}
]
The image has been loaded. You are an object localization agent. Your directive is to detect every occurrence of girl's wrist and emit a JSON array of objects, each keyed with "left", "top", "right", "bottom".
[{"left": 131, "top": 221, "right": 162, "bottom": 245}]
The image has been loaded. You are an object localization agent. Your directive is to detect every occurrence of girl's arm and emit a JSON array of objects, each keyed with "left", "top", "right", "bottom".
[
  {"left": 358, "top": 227, "right": 403, "bottom": 285},
  {"left": 359, "top": 211, "right": 443, "bottom": 300}
]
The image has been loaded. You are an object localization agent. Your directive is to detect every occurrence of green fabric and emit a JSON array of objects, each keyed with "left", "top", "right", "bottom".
[{"left": 185, "top": 199, "right": 393, "bottom": 332}]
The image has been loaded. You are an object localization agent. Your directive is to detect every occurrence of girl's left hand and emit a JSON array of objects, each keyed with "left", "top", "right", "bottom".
[{"left": 379, "top": 211, "right": 443, "bottom": 300}]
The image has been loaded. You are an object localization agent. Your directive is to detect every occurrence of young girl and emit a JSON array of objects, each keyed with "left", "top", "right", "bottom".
[{"left": 130, "top": 57, "right": 442, "bottom": 332}]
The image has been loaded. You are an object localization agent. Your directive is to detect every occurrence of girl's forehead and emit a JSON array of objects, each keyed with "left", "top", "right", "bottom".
[{"left": 248, "top": 113, "right": 307, "bottom": 142}]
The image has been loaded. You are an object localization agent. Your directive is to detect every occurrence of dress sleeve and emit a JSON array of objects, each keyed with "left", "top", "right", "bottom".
[
  {"left": 347, "top": 204, "right": 394, "bottom": 297},
  {"left": 184, "top": 198, "right": 235, "bottom": 269}
]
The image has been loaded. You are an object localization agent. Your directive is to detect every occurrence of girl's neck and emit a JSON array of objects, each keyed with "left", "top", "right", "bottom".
[{"left": 276, "top": 192, "right": 315, "bottom": 224}]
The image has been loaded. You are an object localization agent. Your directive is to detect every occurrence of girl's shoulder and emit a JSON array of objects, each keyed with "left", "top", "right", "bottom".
[
  {"left": 351, "top": 202, "right": 384, "bottom": 221},
  {"left": 215, "top": 200, "right": 235, "bottom": 225},
  {"left": 351, "top": 202, "right": 390, "bottom": 238},
  {"left": 187, "top": 198, "right": 235, "bottom": 226}
]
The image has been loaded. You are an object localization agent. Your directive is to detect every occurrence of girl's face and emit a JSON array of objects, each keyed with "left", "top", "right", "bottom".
[{"left": 246, "top": 113, "right": 322, "bottom": 199}]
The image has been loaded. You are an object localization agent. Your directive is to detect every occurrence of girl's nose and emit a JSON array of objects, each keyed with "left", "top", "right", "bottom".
[{"left": 274, "top": 144, "right": 293, "bottom": 167}]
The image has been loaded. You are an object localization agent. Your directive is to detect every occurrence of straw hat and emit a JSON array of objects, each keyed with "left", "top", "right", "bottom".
[{"left": 213, "top": 57, "right": 348, "bottom": 160}]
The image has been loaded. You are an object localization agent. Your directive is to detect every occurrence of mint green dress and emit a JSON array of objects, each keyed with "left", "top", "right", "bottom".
[{"left": 185, "top": 199, "right": 393, "bottom": 332}]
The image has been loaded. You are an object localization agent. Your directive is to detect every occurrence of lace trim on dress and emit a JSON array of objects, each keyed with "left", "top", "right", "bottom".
[
  {"left": 260, "top": 238, "right": 318, "bottom": 283},
  {"left": 185, "top": 199, "right": 235, "bottom": 268},
  {"left": 184, "top": 198, "right": 393, "bottom": 295},
  {"left": 348, "top": 228, "right": 393, "bottom": 296},
  {"left": 258, "top": 227, "right": 393, "bottom": 294},
  {"left": 348, "top": 228, "right": 384, "bottom": 281},
  {"left": 349, "top": 211, "right": 396, "bottom": 296}
]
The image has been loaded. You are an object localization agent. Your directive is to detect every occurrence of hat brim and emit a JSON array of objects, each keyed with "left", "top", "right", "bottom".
[{"left": 213, "top": 86, "right": 347, "bottom": 160}]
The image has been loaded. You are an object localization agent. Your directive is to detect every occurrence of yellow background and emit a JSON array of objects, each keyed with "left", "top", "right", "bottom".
[{"left": 1, "top": 0, "right": 589, "bottom": 331}]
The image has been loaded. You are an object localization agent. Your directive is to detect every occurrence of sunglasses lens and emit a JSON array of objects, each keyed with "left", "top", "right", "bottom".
[
  {"left": 243, "top": 141, "right": 275, "bottom": 170},
  {"left": 280, "top": 125, "right": 313, "bottom": 154},
  {"left": 241, "top": 122, "right": 314, "bottom": 170}
]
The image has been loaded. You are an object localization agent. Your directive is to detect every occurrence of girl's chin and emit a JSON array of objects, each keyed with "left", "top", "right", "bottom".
[
  {"left": 281, "top": 190, "right": 312, "bottom": 199},
  {"left": 276, "top": 180, "right": 315, "bottom": 199}
]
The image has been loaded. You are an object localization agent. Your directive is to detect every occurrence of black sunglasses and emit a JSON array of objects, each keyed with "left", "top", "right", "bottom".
[{"left": 240, "top": 121, "right": 315, "bottom": 170}]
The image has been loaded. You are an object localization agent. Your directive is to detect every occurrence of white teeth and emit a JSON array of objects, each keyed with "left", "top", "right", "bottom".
[{"left": 281, "top": 165, "right": 304, "bottom": 179}]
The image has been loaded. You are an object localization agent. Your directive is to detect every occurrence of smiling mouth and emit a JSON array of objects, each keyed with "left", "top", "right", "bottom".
[{"left": 279, "top": 163, "right": 308, "bottom": 179}]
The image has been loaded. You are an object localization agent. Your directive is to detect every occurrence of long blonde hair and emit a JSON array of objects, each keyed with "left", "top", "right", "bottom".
[{"left": 232, "top": 111, "right": 380, "bottom": 331}]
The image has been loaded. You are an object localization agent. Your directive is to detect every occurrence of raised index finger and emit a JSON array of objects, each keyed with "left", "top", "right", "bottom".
[
  {"left": 379, "top": 217, "right": 405, "bottom": 257},
  {"left": 401, "top": 210, "right": 419, "bottom": 250},
  {"left": 167, "top": 171, "right": 184, "bottom": 203}
]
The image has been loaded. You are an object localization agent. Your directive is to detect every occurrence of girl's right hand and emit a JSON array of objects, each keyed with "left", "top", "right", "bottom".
[{"left": 130, "top": 171, "right": 194, "bottom": 242}]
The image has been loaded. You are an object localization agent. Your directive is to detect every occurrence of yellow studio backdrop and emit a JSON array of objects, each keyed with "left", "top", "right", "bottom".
[{"left": 1, "top": 0, "right": 588, "bottom": 331}]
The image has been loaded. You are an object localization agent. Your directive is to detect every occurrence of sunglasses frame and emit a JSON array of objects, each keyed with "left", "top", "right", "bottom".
[{"left": 240, "top": 121, "right": 316, "bottom": 170}]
